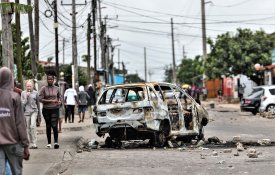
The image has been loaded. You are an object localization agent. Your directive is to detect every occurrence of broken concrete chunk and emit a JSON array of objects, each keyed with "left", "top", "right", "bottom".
[
  {"left": 217, "top": 160, "right": 225, "bottom": 164},
  {"left": 212, "top": 151, "right": 218, "bottom": 156},
  {"left": 223, "top": 149, "right": 232, "bottom": 153},
  {"left": 197, "top": 140, "right": 205, "bottom": 147},
  {"left": 247, "top": 148, "right": 258, "bottom": 158},
  {"left": 76, "top": 149, "right": 83, "bottom": 153},
  {"left": 207, "top": 136, "right": 220, "bottom": 144},
  {"left": 257, "top": 139, "right": 271, "bottom": 146},
  {"left": 232, "top": 136, "right": 241, "bottom": 142},
  {"left": 236, "top": 142, "right": 244, "bottom": 151},
  {"left": 234, "top": 152, "right": 239, "bottom": 156}
]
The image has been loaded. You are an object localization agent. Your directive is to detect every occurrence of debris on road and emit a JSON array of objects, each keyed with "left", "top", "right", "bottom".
[
  {"left": 233, "top": 136, "right": 241, "bottom": 142},
  {"left": 236, "top": 142, "right": 245, "bottom": 151},
  {"left": 197, "top": 140, "right": 205, "bottom": 147},
  {"left": 212, "top": 151, "right": 218, "bottom": 156},
  {"left": 207, "top": 136, "right": 221, "bottom": 144},
  {"left": 247, "top": 148, "right": 258, "bottom": 158},
  {"left": 257, "top": 139, "right": 271, "bottom": 146},
  {"left": 234, "top": 151, "right": 240, "bottom": 156}
]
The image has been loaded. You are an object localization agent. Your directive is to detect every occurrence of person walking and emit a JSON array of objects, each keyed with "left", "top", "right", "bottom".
[
  {"left": 39, "top": 72, "right": 61, "bottom": 149},
  {"left": 0, "top": 67, "right": 30, "bottom": 175},
  {"left": 86, "top": 84, "right": 96, "bottom": 118},
  {"left": 64, "top": 84, "right": 78, "bottom": 123},
  {"left": 21, "top": 80, "right": 40, "bottom": 149},
  {"left": 77, "top": 86, "right": 90, "bottom": 123}
]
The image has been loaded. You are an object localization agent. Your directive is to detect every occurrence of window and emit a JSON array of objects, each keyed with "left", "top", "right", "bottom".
[
  {"left": 149, "top": 87, "right": 158, "bottom": 101},
  {"left": 269, "top": 88, "right": 275, "bottom": 95}
]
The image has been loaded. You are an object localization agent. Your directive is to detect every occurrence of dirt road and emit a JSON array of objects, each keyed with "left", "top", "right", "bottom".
[{"left": 62, "top": 104, "right": 275, "bottom": 175}]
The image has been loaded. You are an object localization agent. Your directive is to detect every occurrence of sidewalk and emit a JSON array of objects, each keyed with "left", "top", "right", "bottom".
[{"left": 23, "top": 114, "right": 94, "bottom": 175}]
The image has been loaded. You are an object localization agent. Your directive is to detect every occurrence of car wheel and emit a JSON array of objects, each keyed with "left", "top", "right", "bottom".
[
  {"left": 151, "top": 121, "right": 170, "bottom": 147},
  {"left": 266, "top": 104, "right": 275, "bottom": 113},
  {"left": 251, "top": 110, "right": 257, "bottom": 115},
  {"left": 105, "top": 136, "right": 113, "bottom": 148}
]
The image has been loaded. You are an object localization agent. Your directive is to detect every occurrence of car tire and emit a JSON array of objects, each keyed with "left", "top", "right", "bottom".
[
  {"left": 105, "top": 136, "right": 113, "bottom": 148},
  {"left": 150, "top": 121, "right": 170, "bottom": 147},
  {"left": 251, "top": 110, "right": 257, "bottom": 115},
  {"left": 266, "top": 104, "right": 275, "bottom": 114}
]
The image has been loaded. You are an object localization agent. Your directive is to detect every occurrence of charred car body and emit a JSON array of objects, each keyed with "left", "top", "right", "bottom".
[{"left": 93, "top": 82, "right": 209, "bottom": 146}]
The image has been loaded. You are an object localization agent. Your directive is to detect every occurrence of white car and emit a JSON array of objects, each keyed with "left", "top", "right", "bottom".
[
  {"left": 257, "top": 85, "right": 275, "bottom": 113},
  {"left": 93, "top": 82, "right": 209, "bottom": 147}
]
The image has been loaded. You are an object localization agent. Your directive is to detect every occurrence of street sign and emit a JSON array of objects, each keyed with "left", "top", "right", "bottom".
[{"left": 272, "top": 50, "right": 275, "bottom": 64}]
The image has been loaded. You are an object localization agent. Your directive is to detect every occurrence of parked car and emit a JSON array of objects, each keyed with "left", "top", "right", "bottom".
[
  {"left": 93, "top": 82, "right": 209, "bottom": 147},
  {"left": 240, "top": 88, "right": 263, "bottom": 115},
  {"left": 258, "top": 85, "right": 275, "bottom": 113}
]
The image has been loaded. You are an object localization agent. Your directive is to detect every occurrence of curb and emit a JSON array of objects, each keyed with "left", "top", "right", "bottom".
[{"left": 44, "top": 137, "right": 84, "bottom": 175}]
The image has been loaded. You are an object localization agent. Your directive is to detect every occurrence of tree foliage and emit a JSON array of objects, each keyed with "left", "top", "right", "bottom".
[
  {"left": 205, "top": 28, "right": 274, "bottom": 84},
  {"left": 60, "top": 64, "right": 88, "bottom": 87},
  {"left": 177, "top": 56, "right": 203, "bottom": 85},
  {"left": 126, "top": 73, "right": 144, "bottom": 83}
]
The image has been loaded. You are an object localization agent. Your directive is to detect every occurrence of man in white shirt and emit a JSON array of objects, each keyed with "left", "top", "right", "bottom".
[{"left": 64, "top": 85, "right": 78, "bottom": 123}]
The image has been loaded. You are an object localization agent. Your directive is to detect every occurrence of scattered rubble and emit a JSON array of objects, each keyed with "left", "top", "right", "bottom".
[
  {"left": 257, "top": 139, "right": 271, "bottom": 146},
  {"left": 212, "top": 151, "right": 218, "bottom": 156},
  {"left": 247, "top": 148, "right": 258, "bottom": 158},
  {"left": 236, "top": 142, "right": 245, "bottom": 151},
  {"left": 259, "top": 112, "right": 275, "bottom": 119},
  {"left": 234, "top": 151, "right": 240, "bottom": 156},
  {"left": 233, "top": 136, "right": 241, "bottom": 142},
  {"left": 207, "top": 136, "right": 221, "bottom": 144},
  {"left": 197, "top": 140, "right": 205, "bottom": 147}
]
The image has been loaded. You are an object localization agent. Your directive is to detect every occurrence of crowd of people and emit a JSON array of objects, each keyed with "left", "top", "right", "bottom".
[{"left": 0, "top": 67, "right": 97, "bottom": 174}]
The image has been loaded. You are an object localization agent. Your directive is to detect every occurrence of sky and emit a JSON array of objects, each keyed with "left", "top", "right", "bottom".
[{"left": 3, "top": 0, "right": 275, "bottom": 82}]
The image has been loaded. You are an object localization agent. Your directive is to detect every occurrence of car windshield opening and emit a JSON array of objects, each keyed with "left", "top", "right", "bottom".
[{"left": 99, "top": 87, "right": 144, "bottom": 104}]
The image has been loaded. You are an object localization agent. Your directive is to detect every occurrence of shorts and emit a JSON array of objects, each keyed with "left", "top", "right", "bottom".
[{"left": 78, "top": 105, "right": 87, "bottom": 113}]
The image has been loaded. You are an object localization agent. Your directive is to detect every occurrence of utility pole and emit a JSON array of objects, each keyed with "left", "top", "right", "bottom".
[
  {"left": 27, "top": 0, "right": 37, "bottom": 79},
  {"left": 1, "top": 0, "right": 14, "bottom": 71},
  {"left": 201, "top": 0, "right": 207, "bottom": 86},
  {"left": 144, "top": 47, "right": 147, "bottom": 82},
  {"left": 92, "top": 0, "right": 97, "bottom": 88},
  {"left": 118, "top": 49, "right": 120, "bottom": 71},
  {"left": 183, "top": 45, "right": 187, "bottom": 59},
  {"left": 34, "top": 0, "right": 39, "bottom": 62},
  {"left": 53, "top": 0, "right": 59, "bottom": 83},
  {"left": 87, "top": 13, "right": 91, "bottom": 83},
  {"left": 171, "top": 18, "right": 176, "bottom": 84},
  {"left": 72, "top": 0, "right": 78, "bottom": 88},
  {"left": 61, "top": 0, "right": 86, "bottom": 88},
  {"left": 15, "top": 0, "right": 23, "bottom": 86}
]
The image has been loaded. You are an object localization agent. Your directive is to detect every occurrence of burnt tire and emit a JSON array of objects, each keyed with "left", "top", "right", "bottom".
[
  {"left": 105, "top": 136, "right": 113, "bottom": 148},
  {"left": 150, "top": 121, "right": 170, "bottom": 147}
]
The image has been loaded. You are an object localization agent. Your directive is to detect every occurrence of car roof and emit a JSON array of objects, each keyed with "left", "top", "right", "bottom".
[{"left": 105, "top": 82, "right": 176, "bottom": 89}]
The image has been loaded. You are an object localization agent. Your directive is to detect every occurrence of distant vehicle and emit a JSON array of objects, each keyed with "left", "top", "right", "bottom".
[
  {"left": 240, "top": 88, "right": 263, "bottom": 115},
  {"left": 258, "top": 85, "right": 275, "bottom": 113},
  {"left": 93, "top": 82, "right": 209, "bottom": 147}
]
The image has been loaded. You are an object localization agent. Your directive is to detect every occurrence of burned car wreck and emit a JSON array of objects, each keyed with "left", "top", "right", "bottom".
[{"left": 93, "top": 82, "right": 209, "bottom": 147}]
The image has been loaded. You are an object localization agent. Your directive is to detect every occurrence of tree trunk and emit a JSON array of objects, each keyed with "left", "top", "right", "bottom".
[
  {"left": 1, "top": 0, "right": 14, "bottom": 71},
  {"left": 15, "top": 0, "right": 23, "bottom": 86},
  {"left": 27, "top": 0, "right": 37, "bottom": 78},
  {"left": 34, "top": 0, "right": 39, "bottom": 62}
]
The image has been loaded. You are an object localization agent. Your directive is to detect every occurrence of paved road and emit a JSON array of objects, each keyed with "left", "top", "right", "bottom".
[{"left": 23, "top": 102, "right": 275, "bottom": 175}]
